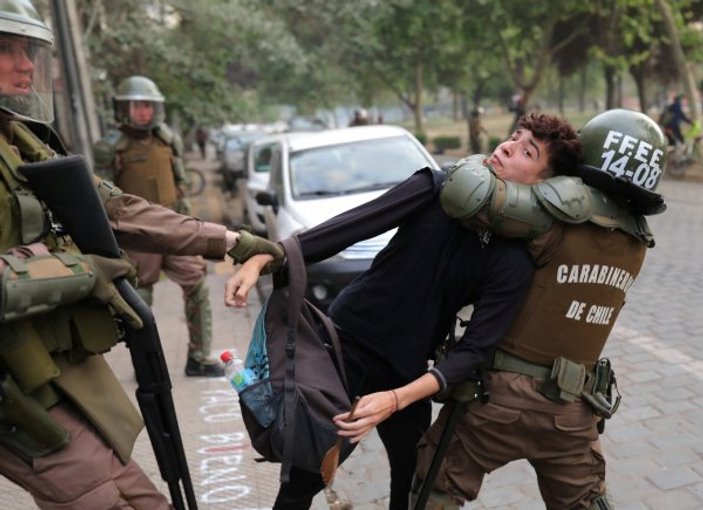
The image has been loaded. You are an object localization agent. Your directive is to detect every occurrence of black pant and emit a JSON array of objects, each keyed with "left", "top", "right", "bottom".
[{"left": 273, "top": 331, "right": 432, "bottom": 510}]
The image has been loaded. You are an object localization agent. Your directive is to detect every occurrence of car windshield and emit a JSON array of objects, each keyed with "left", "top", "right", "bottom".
[{"left": 289, "top": 135, "right": 431, "bottom": 198}]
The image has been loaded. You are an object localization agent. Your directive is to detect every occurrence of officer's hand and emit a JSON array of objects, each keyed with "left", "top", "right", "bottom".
[
  {"left": 86, "top": 255, "right": 143, "bottom": 329},
  {"left": 227, "top": 230, "right": 284, "bottom": 274}
]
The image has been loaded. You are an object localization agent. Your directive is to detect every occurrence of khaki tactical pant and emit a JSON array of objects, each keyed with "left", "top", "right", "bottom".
[
  {"left": 126, "top": 250, "right": 212, "bottom": 361},
  {"left": 415, "top": 371, "right": 606, "bottom": 509},
  {"left": 0, "top": 402, "right": 171, "bottom": 510}
]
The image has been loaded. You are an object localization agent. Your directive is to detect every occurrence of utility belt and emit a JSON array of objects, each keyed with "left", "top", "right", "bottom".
[{"left": 492, "top": 349, "right": 621, "bottom": 421}]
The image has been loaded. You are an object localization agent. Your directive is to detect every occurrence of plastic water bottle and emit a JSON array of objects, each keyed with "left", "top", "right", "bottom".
[{"left": 220, "top": 351, "right": 255, "bottom": 393}]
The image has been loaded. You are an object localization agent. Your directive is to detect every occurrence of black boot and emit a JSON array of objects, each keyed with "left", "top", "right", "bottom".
[{"left": 185, "top": 357, "right": 225, "bottom": 377}]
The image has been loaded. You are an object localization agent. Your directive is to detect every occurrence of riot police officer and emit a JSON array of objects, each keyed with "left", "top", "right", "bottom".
[
  {"left": 412, "top": 109, "right": 667, "bottom": 509},
  {"left": 0, "top": 2, "right": 282, "bottom": 507},
  {"left": 93, "top": 76, "right": 223, "bottom": 377}
]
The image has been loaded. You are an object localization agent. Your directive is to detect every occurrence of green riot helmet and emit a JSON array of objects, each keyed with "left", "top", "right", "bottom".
[
  {"left": 113, "top": 75, "right": 165, "bottom": 130},
  {"left": 0, "top": 0, "right": 54, "bottom": 123},
  {"left": 578, "top": 108, "right": 667, "bottom": 215}
]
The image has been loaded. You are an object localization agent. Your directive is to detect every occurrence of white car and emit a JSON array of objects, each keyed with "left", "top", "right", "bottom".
[
  {"left": 239, "top": 134, "right": 290, "bottom": 234},
  {"left": 255, "top": 125, "right": 439, "bottom": 309}
]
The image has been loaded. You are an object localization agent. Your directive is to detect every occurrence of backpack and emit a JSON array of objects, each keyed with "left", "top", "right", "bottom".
[{"left": 237, "top": 236, "right": 354, "bottom": 483}]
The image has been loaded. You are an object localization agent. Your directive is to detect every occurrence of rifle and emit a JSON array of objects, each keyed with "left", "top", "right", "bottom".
[{"left": 20, "top": 155, "right": 198, "bottom": 510}]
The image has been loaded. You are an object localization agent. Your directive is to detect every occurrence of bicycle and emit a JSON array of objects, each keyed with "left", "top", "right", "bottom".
[
  {"left": 183, "top": 166, "right": 206, "bottom": 197},
  {"left": 666, "top": 120, "right": 702, "bottom": 177}
]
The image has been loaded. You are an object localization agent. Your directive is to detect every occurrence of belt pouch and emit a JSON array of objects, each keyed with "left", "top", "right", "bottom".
[
  {"left": 0, "top": 322, "right": 60, "bottom": 394},
  {"left": 539, "top": 356, "right": 585, "bottom": 403},
  {"left": 0, "top": 374, "right": 69, "bottom": 459},
  {"left": 69, "top": 304, "right": 120, "bottom": 354}
]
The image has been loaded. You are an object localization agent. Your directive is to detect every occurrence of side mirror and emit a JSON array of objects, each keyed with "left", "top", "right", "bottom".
[{"left": 256, "top": 189, "right": 278, "bottom": 214}]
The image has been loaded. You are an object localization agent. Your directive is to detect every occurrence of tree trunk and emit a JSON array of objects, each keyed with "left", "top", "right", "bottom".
[
  {"left": 604, "top": 66, "right": 616, "bottom": 110},
  {"left": 630, "top": 64, "right": 648, "bottom": 112},
  {"left": 654, "top": 0, "right": 700, "bottom": 123},
  {"left": 578, "top": 66, "right": 587, "bottom": 112},
  {"left": 414, "top": 62, "right": 424, "bottom": 135},
  {"left": 558, "top": 75, "right": 565, "bottom": 114}
]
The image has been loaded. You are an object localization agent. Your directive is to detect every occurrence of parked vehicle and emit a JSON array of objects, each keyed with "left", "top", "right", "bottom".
[
  {"left": 287, "top": 115, "right": 329, "bottom": 132},
  {"left": 219, "top": 131, "right": 267, "bottom": 192},
  {"left": 255, "top": 125, "right": 439, "bottom": 309},
  {"left": 238, "top": 134, "right": 289, "bottom": 234}
]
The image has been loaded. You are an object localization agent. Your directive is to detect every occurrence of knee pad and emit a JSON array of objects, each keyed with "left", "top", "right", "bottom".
[{"left": 185, "top": 280, "right": 212, "bottom": 356}]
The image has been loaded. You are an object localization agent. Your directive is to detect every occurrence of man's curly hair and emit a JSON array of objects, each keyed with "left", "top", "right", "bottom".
[{"left": 518, "top": 113, "right": 582, "bottom": 177}]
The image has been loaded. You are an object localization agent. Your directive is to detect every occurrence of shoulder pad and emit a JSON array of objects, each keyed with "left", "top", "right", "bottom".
[
  {"left": 154, "top": 123, "right": 181, "bottom": 151},
  {"left": 92, "top": 138, "right": 118, "bottom": 175},
  {"left": 101, "top": 129, "right": 124, "bottom": 148},
  {"left": 534, "top": 176, "right": 592, "bottom": 224},
  {"left": 589, "top": 188, "right": 655, "bottom": 246},
  {"left": 440, "top": 155, "right": 496, "bottom": 219}
]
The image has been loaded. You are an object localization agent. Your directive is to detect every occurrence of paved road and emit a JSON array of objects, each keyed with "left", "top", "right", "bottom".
[{"left": 1, "top": 149, "right": 702, "bottom": 509}]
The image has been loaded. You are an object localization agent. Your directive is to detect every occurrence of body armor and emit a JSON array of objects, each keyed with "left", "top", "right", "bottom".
[
  {"left": 498, "top": 222, "right": 646, "bottom": 370},
  {"left": 115, "top": 132, "right": 178, "bottom": 207},
  {"left": 0, "top": 120, "right": 141, "bottom": 463},
  {"left": 95, "top": 124, "right": 184, "bottom": 208}
]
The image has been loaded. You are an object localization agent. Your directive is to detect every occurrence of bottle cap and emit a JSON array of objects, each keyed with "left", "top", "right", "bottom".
[{"left": 220, "top": 351, "right": 233, "bottom": 363}]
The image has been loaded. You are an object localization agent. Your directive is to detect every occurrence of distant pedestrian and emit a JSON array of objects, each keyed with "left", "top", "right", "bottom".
[
  {"left": 196, "top": 125, "right": 209, "bottom": 159},
  {"left": 661, "top": 94, "right": 691, "bottom": 145},
  {"left": 508, "top": 92, "right": 526, "bottom": 135},
  {"left": 468, "top": 107, "right": 488, "bottom": 154},
  {"left": 349, "top": 108, "right": 370, "bottom": 127}
]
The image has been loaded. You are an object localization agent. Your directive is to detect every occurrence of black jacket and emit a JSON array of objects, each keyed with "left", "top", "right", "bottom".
[{"left": 298, "top": 168, "right": 534, "bottom": 387}]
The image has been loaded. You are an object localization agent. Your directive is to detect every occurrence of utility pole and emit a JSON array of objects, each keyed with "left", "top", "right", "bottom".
[{"left": 49, "top": 0, "right": 100, "bottom": 161}]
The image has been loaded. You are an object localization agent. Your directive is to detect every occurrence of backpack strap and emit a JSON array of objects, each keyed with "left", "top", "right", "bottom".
[{"left": 279, "top": 236, "right": 307, "bottom": 483}]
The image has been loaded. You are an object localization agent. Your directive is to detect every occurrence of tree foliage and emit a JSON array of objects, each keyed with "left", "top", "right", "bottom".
[{"left": 69, "top": 0, "right": 703, "bottom": 133}]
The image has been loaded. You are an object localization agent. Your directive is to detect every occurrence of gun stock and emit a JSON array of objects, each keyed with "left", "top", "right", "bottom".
[{"left": 19, "top": 155, "right": 198, "bottom": 510}]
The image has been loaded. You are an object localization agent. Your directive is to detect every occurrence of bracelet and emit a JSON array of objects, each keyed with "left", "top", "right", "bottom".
[{"left": 388, "top": 390, "right": 399, "bottom": 413}]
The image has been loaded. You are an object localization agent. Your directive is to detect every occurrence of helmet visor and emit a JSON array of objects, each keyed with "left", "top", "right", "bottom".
[
  {"left": 114, "top": 99, "right": 165, "bottom": 130},
  {"left": 0, "top": 33, "right": 53, "bottom": 123}
]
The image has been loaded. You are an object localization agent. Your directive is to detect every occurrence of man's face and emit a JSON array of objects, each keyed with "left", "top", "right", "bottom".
[
  {"left": 487, "top": 128, "right": 550, "bottom": 184},
  {"left": 129, "top": 101, "right": 155, "bottom": 127},
  {"left": 0, "top": 36, "right": 34, "bottom": 96}
]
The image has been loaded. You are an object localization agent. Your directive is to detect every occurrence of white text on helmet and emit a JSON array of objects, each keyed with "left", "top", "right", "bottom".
[{"left": 599, "top": 129, "right": 663, "bottom": 190}]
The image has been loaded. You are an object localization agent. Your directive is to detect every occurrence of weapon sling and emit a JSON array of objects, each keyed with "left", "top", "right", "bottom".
[{"left": 20, "top": 155, "right": 198, "bottom": 510}]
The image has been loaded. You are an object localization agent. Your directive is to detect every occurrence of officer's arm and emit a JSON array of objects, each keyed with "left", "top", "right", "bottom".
[
  {"left": 441, "top": 155, "right": 653, "bottom": 247},
  {"left": 169, "top": 130, "right": 188, "bottom": 187},
  {"left": 440, "top": 155, "right": 593, "bottom": 239}
]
